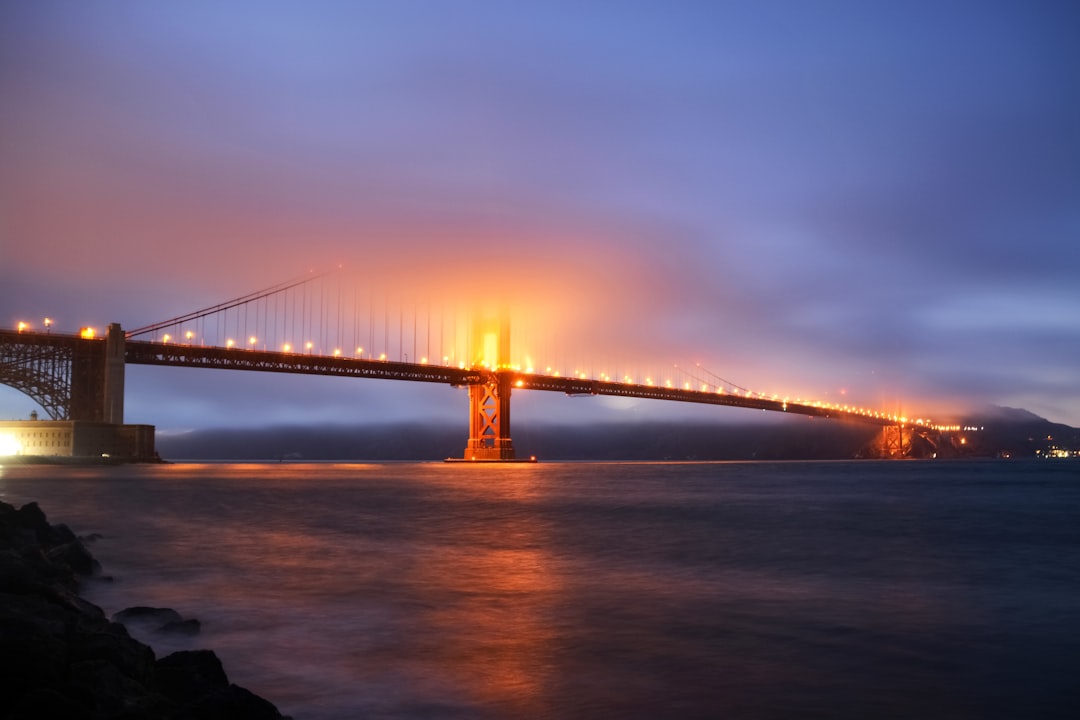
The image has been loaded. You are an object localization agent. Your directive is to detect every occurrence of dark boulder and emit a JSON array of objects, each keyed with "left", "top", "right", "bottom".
[
  {"left": 113, "top": 605, "right": 183, "bottom": 626},
  {"left": 155, "top": 649, "right": 229, "bottom": 701},
  {"left": 172, "top": 684, "right": 285, "bottom": 720},
  {"left": 114, "top": 605, "right": 201, "bottom": 636},
  {"left": 0, "top": 500, "right": 287, "bottom": 720}
]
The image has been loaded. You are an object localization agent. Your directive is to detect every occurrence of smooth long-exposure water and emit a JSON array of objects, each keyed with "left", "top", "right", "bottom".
[{"left": 2, "top": 459, "right": 1078, "bottom": 719}]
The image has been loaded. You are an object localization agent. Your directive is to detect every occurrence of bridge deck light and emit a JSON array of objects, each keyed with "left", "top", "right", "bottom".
[{"left": 17, "top": 321, "right": 28, "bottom": 332}]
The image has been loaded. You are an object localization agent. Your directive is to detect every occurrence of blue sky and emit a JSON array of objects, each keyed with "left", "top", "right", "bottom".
[{"left": 2, "top": 1, "right": 1078, "bottom": 430}]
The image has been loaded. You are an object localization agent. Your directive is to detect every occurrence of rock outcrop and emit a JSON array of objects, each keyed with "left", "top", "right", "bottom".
[{"left": 0, "top": 500, "right": 286, "bottom": 720}]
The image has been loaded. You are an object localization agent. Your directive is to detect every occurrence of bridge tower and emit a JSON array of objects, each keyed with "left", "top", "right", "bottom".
[
  {"left": 103, "top": 323, "right": 125, "bottom": 424},
  {"left": 880, "top": 424, "right": 911, "bottom": 458},
  {"left": 461, "top": 311, "right": 516, "bottom": 460}
]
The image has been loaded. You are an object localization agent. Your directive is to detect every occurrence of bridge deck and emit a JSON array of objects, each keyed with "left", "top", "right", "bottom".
[
  {"left": 123, "top": 340, "right": 907, "bottom": 428},
  {"left": 3, "top": 330, "right": 923, "bottom": 429}
]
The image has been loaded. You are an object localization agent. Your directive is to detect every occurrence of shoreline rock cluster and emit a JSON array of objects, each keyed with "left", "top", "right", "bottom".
[{"left": 0, "top": 500, "right": 287, "bottom": 719}]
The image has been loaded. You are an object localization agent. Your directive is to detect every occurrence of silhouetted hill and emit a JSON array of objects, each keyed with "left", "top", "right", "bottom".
[
  {"left": 955, "top": 405, "right": 1080, "bottom": 458},
  {"left": 155, "top": 408, "right": 1079, "bottom": 461}
]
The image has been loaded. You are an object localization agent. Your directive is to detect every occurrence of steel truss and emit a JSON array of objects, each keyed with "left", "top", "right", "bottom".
[
  {"left": 124, "top": 340, "right": 485, "bottom": 385},
  {"left": 0, "top": 330, "right": 106, "bottom": 420},
  {"left": 511, "top": 373, "right": 901, "bottom": 427}
]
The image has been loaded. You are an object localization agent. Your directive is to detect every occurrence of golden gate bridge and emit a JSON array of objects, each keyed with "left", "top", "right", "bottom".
[{"left": 1, "top": 270, "right": 950, "bottom": 460}]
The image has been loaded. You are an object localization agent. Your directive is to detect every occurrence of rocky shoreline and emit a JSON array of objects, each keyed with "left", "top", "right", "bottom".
[{"left": 0, "top": 500, "right": 287, "bottom": 719}]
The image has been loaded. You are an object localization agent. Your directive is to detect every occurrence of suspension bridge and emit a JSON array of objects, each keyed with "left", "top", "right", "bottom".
[{"left": 1, "top": 271, "right": 948, "bottom": 460}]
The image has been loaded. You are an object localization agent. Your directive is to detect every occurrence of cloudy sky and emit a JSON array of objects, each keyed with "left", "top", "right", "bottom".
[{"left": 2, "top": 0, "right": 1078, "bottom": 432}]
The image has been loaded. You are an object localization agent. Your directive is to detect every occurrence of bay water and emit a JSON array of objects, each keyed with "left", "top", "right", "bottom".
[{"left": 1, "top": 459, "right": 1077, "bottom": 719}]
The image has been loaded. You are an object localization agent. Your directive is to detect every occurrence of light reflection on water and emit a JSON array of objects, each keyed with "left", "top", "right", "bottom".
[{"left": 2, "top": 460, "right": 1079, "bottom": 719}]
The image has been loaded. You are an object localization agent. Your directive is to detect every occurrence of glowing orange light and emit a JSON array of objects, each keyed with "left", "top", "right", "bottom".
[
  {"left": 283, "top": 343, "right": 292, "bottom": 352},
  {"left": 249, "top": 336, "right": 257, "bottom": 346},
  {"left": 226, "top": 339, "right": 235, "bottom": 348},
  {"left": 17, "top": 321, "right": 28, "bottom": 332},
  {"left": 162, "top": 334, "right": 171, "bottom": 343},
  {"left": 80, "top": 327, "right": 96, "bottom": 339},
  {"left": 185, "top": 331, "right": 194, "bottom": 341},
  {"left": 333, "top": 348, "right": 342, "bottom": 357}
]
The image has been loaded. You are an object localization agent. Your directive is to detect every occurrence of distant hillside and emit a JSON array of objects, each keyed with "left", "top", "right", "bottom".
[
  {"left": 155, "top": 408, "right": 1079, "bottom": 461},
  {"left": 953, "top": 405, "right": 1080, "bottom": 458}
]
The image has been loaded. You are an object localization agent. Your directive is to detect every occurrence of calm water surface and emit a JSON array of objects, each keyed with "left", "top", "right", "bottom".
[{"left": 1, "top": 459, "right": 1078, "bottom": 719}]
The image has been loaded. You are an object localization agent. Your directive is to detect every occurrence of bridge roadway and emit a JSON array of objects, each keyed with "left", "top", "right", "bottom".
[
  {"left": 2, "top": 329, "right": 914, "bottom": 428},
  {"left": 123, "top": 338, "right": 905, "bottom": 428}
]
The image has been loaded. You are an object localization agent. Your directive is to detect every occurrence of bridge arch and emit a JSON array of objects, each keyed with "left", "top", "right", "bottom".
[
  {"left": 0, "top": 330, "right": 111, "bottom": 422},
  {"left": 0, "top": 363, "right": 70, "bottom": 420}
]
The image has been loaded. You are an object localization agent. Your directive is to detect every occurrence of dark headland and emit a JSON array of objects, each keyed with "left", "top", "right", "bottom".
[{"left": 0, "top": 500, "right": 287, "bottom": 720}]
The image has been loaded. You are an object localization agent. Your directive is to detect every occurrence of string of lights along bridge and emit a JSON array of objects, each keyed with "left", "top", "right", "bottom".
[
  {"left": 120, "top": 272, "right": 905, "bottom": 415},
  {"left": 5, "top": 270, "right": 956, "bottom": 461}
]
